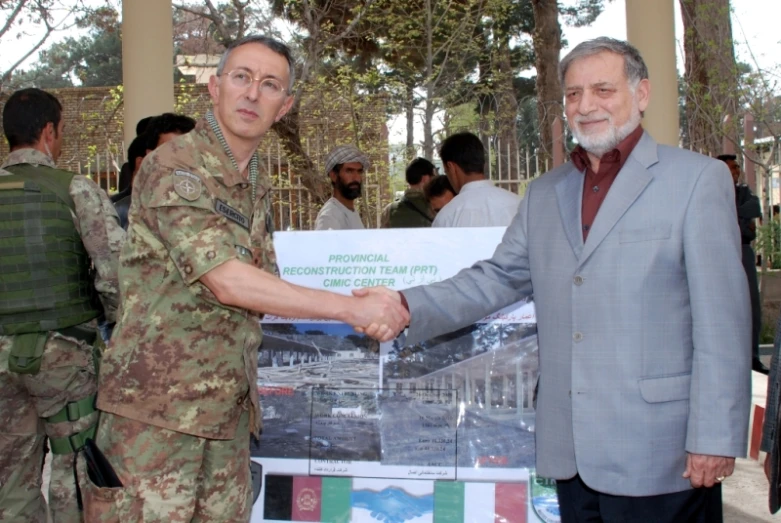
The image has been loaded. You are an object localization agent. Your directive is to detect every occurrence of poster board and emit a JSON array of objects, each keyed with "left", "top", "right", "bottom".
[{"left": 251, "top": 228, "right": 559, "bottom": 522}]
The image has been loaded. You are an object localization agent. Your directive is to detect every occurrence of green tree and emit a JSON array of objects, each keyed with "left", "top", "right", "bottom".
[
  {"left": 371, "top": 0, "right": 483, "bottom": 159},
  {"left": 173, "top": 0, "right": 280, "bottom": 48},
  {"left": 12, "top": 6, "right": 123, "bottom": 89},
  {"left": 0, "top": 0, "right": 94, "bottom": 90}
]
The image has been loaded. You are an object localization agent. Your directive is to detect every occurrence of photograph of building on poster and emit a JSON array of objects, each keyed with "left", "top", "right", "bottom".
[
  {"left": 381, "top": 322, "right": 538, "bottom": 470},
  {"left": 252, "top": 321, "right": 539, "bottom": 472},
  {"left": 251, "top": 323, "right": 380, "bottom": 461}
]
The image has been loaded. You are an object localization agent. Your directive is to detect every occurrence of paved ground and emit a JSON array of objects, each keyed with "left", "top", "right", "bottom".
[
  {"left": 724, "top": 457, "right": 773, "bottom": 522},
  {"left": 722, "top": 360, "right": 776, "bottom": 522}
]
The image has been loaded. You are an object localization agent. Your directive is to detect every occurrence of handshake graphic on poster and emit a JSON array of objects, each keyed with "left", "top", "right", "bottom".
[{"left": 353, "top": 487, "right": 433, "bottom": 523}]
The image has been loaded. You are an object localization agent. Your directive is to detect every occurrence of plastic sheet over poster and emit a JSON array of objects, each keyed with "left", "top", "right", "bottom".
[{"left": 250, "top": 228, "right": 559, "bottom": 523}]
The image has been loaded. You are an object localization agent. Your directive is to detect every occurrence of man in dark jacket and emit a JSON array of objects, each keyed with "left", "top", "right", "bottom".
[
  {"left": 381, "top": 157, "right": 436, "bottom": 228},
  {"left": 113, "top": 113, "right": 195, "bottom": 230},
  {"left": 718, "top": 154, "right": 766, "bottom": 374}
]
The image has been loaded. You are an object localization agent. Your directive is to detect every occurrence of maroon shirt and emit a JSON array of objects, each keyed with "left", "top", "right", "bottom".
[
  {"left": 571, "top": 125, "right": 644, "bottom": 240},
  {"left": 399, "top": 125, "right": 645, "bottom": 313}
]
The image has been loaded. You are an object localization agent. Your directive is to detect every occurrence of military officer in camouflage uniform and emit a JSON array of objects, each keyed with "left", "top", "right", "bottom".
[
  {"left": 0, "top": 88, "right": 125, "bottom": 522},
  {"left": 90, "top": 35, "right": 408, "bottom": 522}
]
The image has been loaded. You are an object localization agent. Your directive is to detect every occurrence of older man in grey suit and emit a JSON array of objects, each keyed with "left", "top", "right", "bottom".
[{"left": 359, "top": 37, "right": 750, "bottom": 522}]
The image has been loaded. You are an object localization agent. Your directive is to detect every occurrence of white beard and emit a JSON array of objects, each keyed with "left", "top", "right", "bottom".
[{"left": 571, "top": 102, "right": 642, "bottom": 158}]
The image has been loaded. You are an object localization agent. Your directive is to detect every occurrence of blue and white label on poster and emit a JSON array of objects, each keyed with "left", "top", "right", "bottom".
[
  {"left": 531, "top": 473, "right": 561, "bottom": 523},
  {"left": 251, "top": 228, "right": 557, "bottom": 522}
]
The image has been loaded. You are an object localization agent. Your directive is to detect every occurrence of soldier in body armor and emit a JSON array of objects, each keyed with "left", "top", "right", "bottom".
[{"left": 0, "top": 88, "right": 125, "bottom": 522}]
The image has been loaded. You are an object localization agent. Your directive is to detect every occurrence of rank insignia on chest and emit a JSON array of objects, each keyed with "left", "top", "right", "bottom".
[
  {"left": 215, "top": 199, "right": 250, "bottom": 229},
  {"left": 173, "top": 170, "right": 202, "bottom": 201}
]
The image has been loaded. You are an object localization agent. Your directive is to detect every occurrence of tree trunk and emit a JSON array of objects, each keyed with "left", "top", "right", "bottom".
[
  {"left": 531, "top": 0, "right": 563, "bottom": 173},
  {"left": 474, "top": 24, "right": 493, "bottom": 145},
  {"left": 422, "top": 0, "right": 435, "bottom": 159},
  {"left": 271, "top": 103, "right": 330, "bottom": 205},
  {"left": 405, "top": 82, "right": 415, "bottom": 161},
  {"left": 423, "top": 86, "right": 435, "bottom": 159},
  {"left": 679, "top": 0, "right": 740, "bottom": 156},
  {"left": 494, "top": 40, "right": 520, "bottom": 191}
]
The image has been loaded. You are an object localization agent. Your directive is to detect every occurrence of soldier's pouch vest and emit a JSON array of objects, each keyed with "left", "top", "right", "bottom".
[{"left": 0, "top": 164, "right": 100, "bottom": 373}]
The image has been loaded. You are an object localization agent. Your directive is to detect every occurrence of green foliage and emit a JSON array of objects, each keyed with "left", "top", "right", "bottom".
[
  {"left": 757, "top": 219, "right": 781, "bottom": 271},
  {"left": 559, "top": 0, "right": 608, "bottom": 28},
  {"left": 11, "top": 7, "right": 123, "bottom": 89},
  {"left": 175, "top": 1, "right": 279, "bottom": 50},
  {"left": 175, "top": 79, "right": 202, "bottom": 118},
  {"left": 761, "top": 319, "right": 775, "bottom": 345}
]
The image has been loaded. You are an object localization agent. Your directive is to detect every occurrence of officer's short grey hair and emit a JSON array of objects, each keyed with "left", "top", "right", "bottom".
[
  {"left": 559, "top": 37, "right": 649, "bottom": 89},
  {"left": 216, "top": 35, "right": 296, "bottom": 91}
]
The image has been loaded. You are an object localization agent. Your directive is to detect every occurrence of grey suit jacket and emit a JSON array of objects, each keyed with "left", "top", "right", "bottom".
[{"left": 403, "top": 132, "right": 751, "bottom": 497}]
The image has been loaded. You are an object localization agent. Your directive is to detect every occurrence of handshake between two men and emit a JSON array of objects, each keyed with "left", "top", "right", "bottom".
[{"left": 349, "top": 286, "right": 407, "bottom": 342}]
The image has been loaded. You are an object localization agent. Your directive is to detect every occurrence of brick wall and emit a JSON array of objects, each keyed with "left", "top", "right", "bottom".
[{"left": 0, "top": 83, "right": 389, "bottom": 189}]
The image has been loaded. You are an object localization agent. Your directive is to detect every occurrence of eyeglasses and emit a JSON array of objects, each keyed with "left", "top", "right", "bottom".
[{"left": 220, "top": 68, "right": 288, "bottom": 99}]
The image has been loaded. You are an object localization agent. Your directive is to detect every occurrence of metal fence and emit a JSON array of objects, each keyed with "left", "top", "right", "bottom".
[
  {"left": 77, "top": 150, "right": 124, "bottom": 195},
  {"left": 269, "top": 179, "right": 385, "bottom": 231},
  {"left": 81, "top": 136, "right": 553, "bottom": 230},
  {"left": 486, "top": 138, "right": 549, "bottom": 196}
]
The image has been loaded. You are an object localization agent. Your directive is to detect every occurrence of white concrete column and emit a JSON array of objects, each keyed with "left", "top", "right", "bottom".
[
  {"left": 122, "top": 0, "right": 174, "bottom": 147},
  {"left": 626, "top": 0, "right": 679, "bottom": 146}
]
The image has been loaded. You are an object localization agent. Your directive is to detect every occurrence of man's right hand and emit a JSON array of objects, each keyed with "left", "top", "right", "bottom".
[{"left": 350, "top": 286, "right": 407, "bottom": 342}]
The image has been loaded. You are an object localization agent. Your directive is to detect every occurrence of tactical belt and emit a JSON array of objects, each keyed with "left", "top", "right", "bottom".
[
  {"left": 45, "top": 394, "right": 97, "bottom": 424},
  {"left": 49, "top": 424, "right": 97, "bottom": 455},
  {"left": 46, "top": 393, "right": 98, "bottom": 455}
]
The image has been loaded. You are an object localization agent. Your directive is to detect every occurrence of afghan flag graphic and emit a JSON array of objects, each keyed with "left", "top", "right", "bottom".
[
  {"left": 263, "top": 475, "right": 529, "bottom": 522},
  {"left": 264, "top": 475, "right": 351, "bottom": 522}
]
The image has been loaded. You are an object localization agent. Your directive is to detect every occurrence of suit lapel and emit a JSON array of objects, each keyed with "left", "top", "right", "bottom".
[
  {"left": 578, "top": 132, "right": 659, "bottom": 266},
  {"left": 555, "top": 167, "right": 585, "bottom": 258}
]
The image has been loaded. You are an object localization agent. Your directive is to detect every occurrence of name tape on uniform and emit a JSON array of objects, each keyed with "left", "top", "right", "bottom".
[{"left": 215, "top": 199, "right": 249, "bottom": 229}]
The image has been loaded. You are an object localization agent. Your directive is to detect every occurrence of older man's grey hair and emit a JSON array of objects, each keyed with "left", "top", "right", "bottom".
[
  {"left": 215, "top": 35, "right": 296, "bottom": 91},
  {"left": 559, "top": 37, "right": 649, "bottom": 89}
]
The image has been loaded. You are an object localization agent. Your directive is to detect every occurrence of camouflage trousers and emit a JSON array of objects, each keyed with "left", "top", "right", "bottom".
[
  {"left": 0, "top": 331, "right": 98, "bottom": 523},
  {"left": 83, "top": 410, "right": 252, "bottom": 522}
]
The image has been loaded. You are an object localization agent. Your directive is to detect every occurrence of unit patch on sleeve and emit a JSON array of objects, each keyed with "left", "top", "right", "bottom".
[
  {"left": 173, "top": 170, "right": 202, "bottom": 201},
  {"left": 215, "top": 199, "right": 249, "bottom": 229}
]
